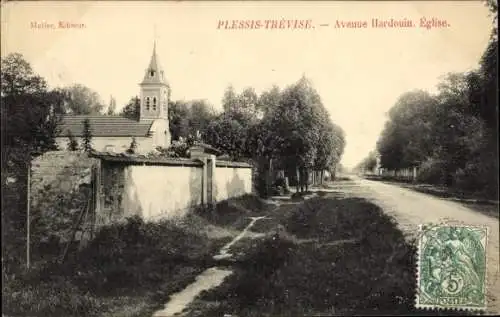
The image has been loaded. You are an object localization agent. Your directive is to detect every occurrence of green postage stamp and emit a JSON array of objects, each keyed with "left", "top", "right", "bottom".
[{"left": 416, "top": 225, "right": 488, "bottom": 311}]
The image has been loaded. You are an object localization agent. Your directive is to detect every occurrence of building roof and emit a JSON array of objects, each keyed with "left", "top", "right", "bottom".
[{"left": 57, "top": 115, "right": 153, "bottom": 137}]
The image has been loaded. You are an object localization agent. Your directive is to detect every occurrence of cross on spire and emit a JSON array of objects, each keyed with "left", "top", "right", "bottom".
[
  {"left": 153, "top": 23, "right": 158, "bottom": 50},
  {"left": 141, "top": 25, "right": 167, "bottom": 85}
]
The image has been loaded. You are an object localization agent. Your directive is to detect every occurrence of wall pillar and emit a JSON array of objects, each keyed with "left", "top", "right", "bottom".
[
  {"left": 207, "top": 155, "right": 216, "bottom": 204},
  {"left": 201, "top": 157, "right": 208, "bottom": 205}
]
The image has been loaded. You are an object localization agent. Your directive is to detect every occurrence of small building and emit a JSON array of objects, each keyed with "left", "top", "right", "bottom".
[{"left": 55, "top": 42, "right": 171, "bottom": 153}]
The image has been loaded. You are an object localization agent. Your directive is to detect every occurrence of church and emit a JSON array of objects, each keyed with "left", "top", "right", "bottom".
[{"left": 55, "top": 42, "right": 172, "bottom": 153}]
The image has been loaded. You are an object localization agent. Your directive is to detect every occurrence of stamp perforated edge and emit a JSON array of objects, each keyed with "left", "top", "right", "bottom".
[{"left": 415, "top": 221, "right": 489, "bottom": 312}]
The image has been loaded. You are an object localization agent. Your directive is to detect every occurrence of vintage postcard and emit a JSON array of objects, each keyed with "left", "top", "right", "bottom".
[{"left": 1, "top": 1, "right": 498, "bottom": 316}]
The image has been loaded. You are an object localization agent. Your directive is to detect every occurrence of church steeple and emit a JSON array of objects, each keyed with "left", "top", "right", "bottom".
[
  {"left": 139, "top": 41, "right": 170, "bottom": 122},
  {"left": 141, "top": 41, "right": 167, "bottom": 85},
  {"left": 138, "top": 40, "right": 171, "bottom": 147}
]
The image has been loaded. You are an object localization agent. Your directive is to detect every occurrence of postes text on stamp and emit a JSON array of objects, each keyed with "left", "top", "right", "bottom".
[{"left": 416, "top": 225, "right": 487, "bottom": 311}]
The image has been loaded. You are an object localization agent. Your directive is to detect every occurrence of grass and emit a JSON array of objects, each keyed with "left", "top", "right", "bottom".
[
  {"left": 193, "top": 194, "right": 272, "bottom": 231},
  {"left": 184, "top": 195, "right": 472, "bottom": 316},
  {"left": 3, "top": 216, "right": 221, "bottom": 317},
  {"left": 2, "top": 194, "right": 270, "bottom": 317}
]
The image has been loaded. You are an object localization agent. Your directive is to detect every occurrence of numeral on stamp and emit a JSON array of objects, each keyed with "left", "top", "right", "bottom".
[{"left": 416, "top": 225, "right": 487, "bottom": 311}]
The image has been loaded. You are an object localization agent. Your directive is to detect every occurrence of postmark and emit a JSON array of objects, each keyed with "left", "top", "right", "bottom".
[{"left": 416, "top": 224, "right": 488, "bottom": 311}]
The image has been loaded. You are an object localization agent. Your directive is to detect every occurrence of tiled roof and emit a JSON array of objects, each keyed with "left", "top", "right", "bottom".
[
  {"left": 88, "top": 150, "right": 204, "bottom": 166},
  {"left": 57, "top": 115, "right": 153, "bottom": 137}
]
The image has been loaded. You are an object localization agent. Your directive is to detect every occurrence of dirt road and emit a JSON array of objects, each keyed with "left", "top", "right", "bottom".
[{"left": 329, "top": 177, "right": 499, "bottom": 314}]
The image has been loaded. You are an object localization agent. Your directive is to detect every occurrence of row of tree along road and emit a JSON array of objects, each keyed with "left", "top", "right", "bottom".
[{"left": 356, "top": 3, "right": 498, "bottom": 199}]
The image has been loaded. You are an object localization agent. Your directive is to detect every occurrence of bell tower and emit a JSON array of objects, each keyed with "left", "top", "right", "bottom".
[
  {"left": 139, "top": 40, "right": 171, "bottom": 147},
  {"left": 139, "top": 41, "right": 170, "bottom": 121}
]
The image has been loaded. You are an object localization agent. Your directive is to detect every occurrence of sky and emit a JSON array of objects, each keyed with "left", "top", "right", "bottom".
[{"left": 1, "top": 1, "right": 494, "bottom": 168}]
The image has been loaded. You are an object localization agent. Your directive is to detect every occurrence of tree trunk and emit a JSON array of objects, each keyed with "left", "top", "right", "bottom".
[
  {"left": 299, "top": 167, "right": 304, "bottom": 193},
  {"left": 267, "top": 158, "right": 272, "bottom": 196},
  {"left": 295, "top": 167, "right": 300, "bottom": 193},
  {"left": 305, "top": 169, "right": 309, "bottom": 192}
]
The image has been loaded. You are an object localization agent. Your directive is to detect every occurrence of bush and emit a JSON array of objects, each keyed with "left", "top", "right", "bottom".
[
  {"left": 453, "top": 162, "right": 486, "bottom": 192},
  {"left": 3, "top": 277, "right": 104, "bottom": 317},
  {"left": 194, "top": 194, "right": 267, "bottom": 230},
  {"left": 3, "top": 214, "right": 217, "bottom": 317},
  {"left": 453, "top": 152, "right": 498, "bottom": 198},
  {"left": 416, "top": 157, "right": 448, "bottom": 185},
  {"left": 270, "top": 177, "right": 290, "bottom": 196}
]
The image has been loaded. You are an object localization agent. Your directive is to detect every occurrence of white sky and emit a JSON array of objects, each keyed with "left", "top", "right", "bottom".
[{"left": 1, "top": 1, "right": 494, "bottom": 168}]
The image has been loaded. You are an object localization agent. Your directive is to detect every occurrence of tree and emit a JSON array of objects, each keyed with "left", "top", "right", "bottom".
[
  {"left": 168, "top": 100, "right": 190, "bottom": 141},
  {"left": 205, "top": 87, "right": 259, "bottom": 160},
  {"left": 168, "top": 99, "right": 217, "bottom": 142},
  {"left": 257, "top": 77, "right": 324, "bottom": 192},
  {"left": 205, "top": 113, "right": 249, "bottom": 160},
  {"left": 67, "top": 131, "right": 79, "bottom": 151},
  {"left": 106, "top": 95, "right": 117, "bottom": 115},
  {"left": 82, "top": 119, "right": 93, "bottom": 152},
  {"left": 1, "top": 53, "right": 66, "bottom": 264},
  {"left": 188, "top": 99, "right": 217, "bottom": 140},
  {"left": 257, "top": 85, "right": 281, "bottom": 117},
  {"left": 60, "top": 84, "right": 105, "bottom": 115},
  {"left": 477, "top": 29, "right": 498, "bottom": 137},
  {"left": 1, "top": 53, "right": 65, "bottom": 156},
  {"left": 243, "top": 77, "right": 346, "bottom": 193},
  {"left": 314, "top": 121, "right": 346, "bottom": 183},
  {"left": 1, "top": 53, "right": 48, "bottom": 97},
  {"left": 432, "top": 74, "right": 488, "bottom": 186},
  {"left": 126, "top": 137, "right": 138, "bottom": 154},
  {"left": 377, "top": 90, "right": 437, "bottom": 169},
  {"left": 222, "top": 85, "right": 239, "bottom": 113},
  {"left": 120, "top": 96, "right": 140, "bottom": 121},
  {"left": 375, "top": 66, "right": 495, "bottom": 193},
  {"left": 356, "top": 151, "right": 378, "bottom": 173}
]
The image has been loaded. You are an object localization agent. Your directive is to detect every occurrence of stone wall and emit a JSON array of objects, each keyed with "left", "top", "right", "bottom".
[
  {"left": 214, "top": 162, "right": 253, "bottom": 202},
  {"left": 99, "top": 160, "right": 204, "bottom": 222},
  {"left": 96, "top": 156, "right": 253, "bottom": 222},
  {"left": 30, "top": 151, "right": 100, "bottom": 246},
  {"left": 29, "top": 151, "right": 254, "bottom": 255}
]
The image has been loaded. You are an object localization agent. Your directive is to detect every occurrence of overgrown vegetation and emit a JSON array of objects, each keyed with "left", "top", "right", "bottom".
[
  {"left": 193, "top": 194, "right": 269, "bottom": 230},
  {"left": 188, "top": 197, "right": 469, "bottom": 316},
  {"left": 2, "top": 194, "right": 270, "bottom": 317},
  {"left": 2, "top": 215, "right": 223, "bottom": 316}
]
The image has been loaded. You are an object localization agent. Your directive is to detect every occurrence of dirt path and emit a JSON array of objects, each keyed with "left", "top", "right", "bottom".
[
  {"left": 152, "top": 214, "right": 271, "bottom": 317},
  {"left": 335, "top": 177, "right": 500, "bottom": 314}
]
